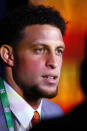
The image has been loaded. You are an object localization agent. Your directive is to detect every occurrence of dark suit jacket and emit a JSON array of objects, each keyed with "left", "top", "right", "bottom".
[{"left": 0, "top": 98, "right": 63, "bottom": 131}]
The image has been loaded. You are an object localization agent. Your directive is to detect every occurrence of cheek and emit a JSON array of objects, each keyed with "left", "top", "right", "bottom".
[
  {"left": 28, "top": 61, "right": 43, "bottom": 72},
  {"left": 16, "top": 51, "right": 45, "bottom": 73},
  {"left": 19, "top": 58, "right": 44, "bottom": 73},
  {"left": 57, "top": 58, "right": 63, "bottom": 71}
]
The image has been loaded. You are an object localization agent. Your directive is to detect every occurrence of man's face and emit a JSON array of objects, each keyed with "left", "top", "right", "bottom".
[{"left": 13, "top": 24, "right": 65, "bottom": 99}]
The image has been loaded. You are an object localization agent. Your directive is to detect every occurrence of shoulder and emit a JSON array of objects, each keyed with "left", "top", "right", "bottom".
[
  {"left": 42, "top": 99, "right": 62, "bottom": 110},
  {"left": 42, "top": 99, "right": 64, "bottom": 119}
]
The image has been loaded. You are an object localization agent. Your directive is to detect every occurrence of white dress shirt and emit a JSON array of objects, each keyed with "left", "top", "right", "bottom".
[{"left": 4, "top": 81, "right": 42, "bottom": 131}]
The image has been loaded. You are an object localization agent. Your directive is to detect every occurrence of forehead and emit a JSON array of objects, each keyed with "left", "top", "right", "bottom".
[
  {"left": 18, "top": 24, "right": 65, "bottom": 49},
  {"left": 22, "top": 24, "right": 63, "bottom": 42}
]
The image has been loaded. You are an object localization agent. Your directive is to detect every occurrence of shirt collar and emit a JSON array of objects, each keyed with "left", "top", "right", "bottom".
[{"left": 4, "top": 80, "right": 42, "bottom": 129}]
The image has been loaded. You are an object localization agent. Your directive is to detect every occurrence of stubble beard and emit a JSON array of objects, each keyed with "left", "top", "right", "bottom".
[{"left": 22, "top": 84, "right": 58, "bottom": 101}]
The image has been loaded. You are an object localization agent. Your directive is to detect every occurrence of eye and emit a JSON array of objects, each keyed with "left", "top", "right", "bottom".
[
  {"left": 56, "top": 49, "right": 64, "bottom": 56},
  {"left": 34, "top": 48, "right": 45, "bottom": 54}
]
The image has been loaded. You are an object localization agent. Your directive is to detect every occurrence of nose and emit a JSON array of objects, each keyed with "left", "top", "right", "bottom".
[{"left": 46, "top": 53, "right": 58, "bottom": 69}]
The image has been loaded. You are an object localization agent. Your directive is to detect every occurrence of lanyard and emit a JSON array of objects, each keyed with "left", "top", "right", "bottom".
[
  {"left": 41, "top": 111, "right": 43, "bottom": 120},
  {"left": 0, "top": 78, "right": 14, "bottom": 131}
]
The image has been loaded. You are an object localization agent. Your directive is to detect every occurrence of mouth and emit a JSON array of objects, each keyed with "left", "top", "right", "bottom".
[{"left": 42, "top": 74, "right": 58, "bottom": 84}]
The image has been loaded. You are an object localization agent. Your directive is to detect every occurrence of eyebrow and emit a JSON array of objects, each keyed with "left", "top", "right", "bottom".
[{"left": 30, "top": 42, "right": 65, "bottom": 50}]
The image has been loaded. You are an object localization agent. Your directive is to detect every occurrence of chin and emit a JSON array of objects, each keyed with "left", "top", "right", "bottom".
[
  {"left": 43, "top": 85, "right": 58, "bottom": 97},
  {"left": 22, "top": 84, "right": 58, "bottom": 100},
  {"left": 43, "top": 91, "right": 58, "bottom": 99},
  {"left": 38, "top": 86, "right": 58, "bottom": 99}
]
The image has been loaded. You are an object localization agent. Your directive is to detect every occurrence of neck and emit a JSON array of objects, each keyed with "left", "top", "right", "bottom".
[
  {"left": 4, "top": 67, "right": 41, "bottom": 110},
  {"left": 25, "top": 98, "right": 42, "bottom": 110},
  {"left": 5, "top": 76, "right": 42, "bottom": 109}
]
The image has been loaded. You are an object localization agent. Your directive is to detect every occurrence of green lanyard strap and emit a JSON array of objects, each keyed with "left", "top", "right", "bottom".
[
  {"left": 41, "top": 111, "right": 43, "bottom": 120},
  {"left": 0, "top": 78, "right": 14, "bottom": 131}
]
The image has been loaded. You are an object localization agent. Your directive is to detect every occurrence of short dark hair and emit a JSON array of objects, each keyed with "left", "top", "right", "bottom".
[{"left": 0, "top": 4, "right": 66, "bottom": 48}]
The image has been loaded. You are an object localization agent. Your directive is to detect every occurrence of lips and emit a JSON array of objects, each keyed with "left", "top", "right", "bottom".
[
  {"left": 42, "top": 74, "right": 58, "bottom": 84},
  {"left": 42, "top": 75, "right": 57, "bottom": 79}
]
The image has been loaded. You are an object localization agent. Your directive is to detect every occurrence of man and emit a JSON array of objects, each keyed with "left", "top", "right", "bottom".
[
  {"left": 31, "top": 38, "right": 87, "bottom": 130},
  {"left": 0, "top": 4, "right": 66, "bottom": 131}
]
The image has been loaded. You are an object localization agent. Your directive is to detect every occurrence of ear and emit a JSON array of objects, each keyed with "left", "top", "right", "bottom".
[{"left": 0, "top": 44, "right": 14, "bottom": 67}]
